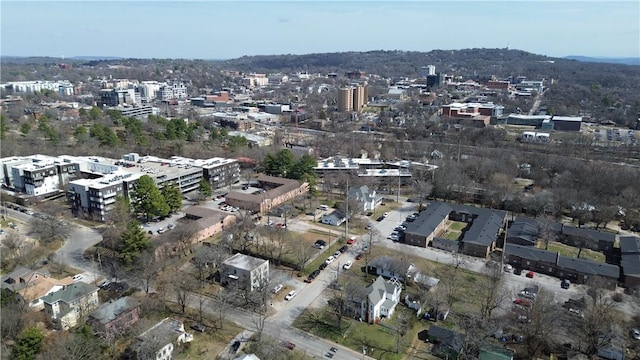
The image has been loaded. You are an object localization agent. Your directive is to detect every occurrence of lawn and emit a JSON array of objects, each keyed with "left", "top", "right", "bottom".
[
  {"left": 176, "top": 321, "right": 244, "bottom": 360},
  {"left": 448, "top": 221, "right": 467, "bottom": 231},
  {"left": 293, "top": 306, "right": 420, "bottom": 360},
  {"left": 543, "top": 241, "right": 606, "bottom": 263},
  {"left": 442, "top": 231, "right": 460, "bottom": 241}
]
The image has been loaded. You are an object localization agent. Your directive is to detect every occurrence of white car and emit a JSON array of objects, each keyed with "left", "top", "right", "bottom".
[
  {"left": 343, "top": 261, "right": 353, "bottom": 270},
  {"left": 72, "top": 274, "right": 83, "bottom": 282},
  {"left": 273, "top": 284, "right": 283, "bottom": 294},
  {"left": 383, "top": 212, "right": 389, "bottom": 218},
  {"left": 284, "top": 290, "right": 297, "bottom": 301},
  {"left": 325, "top": 256, "right": 335, "bottom": 264},
  {"left": 631, "top": 328, "right": 640, "bottom": 340}
]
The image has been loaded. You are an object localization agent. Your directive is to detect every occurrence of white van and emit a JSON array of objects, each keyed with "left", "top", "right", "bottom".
[{"left": 318, "top": 205, "right": 329, "bottom": 211}]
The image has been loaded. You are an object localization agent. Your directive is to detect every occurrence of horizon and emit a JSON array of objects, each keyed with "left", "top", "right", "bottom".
[{"left": 1, "top": 1, "right": 639, "bottom": 59}]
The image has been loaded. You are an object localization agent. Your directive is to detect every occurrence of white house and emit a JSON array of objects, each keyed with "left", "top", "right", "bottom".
[
  {"left": 41, "top": 282, "right": 100, "bottom": 329},
  {"left": 348, "top": 185, "right": 382, "bottom": 213},
  {"left": 320, "top": 210, "right": 347, "bottom": 226},
  {"left": 130, "top": 318, "right": 193, "bottom": 360},
  {"left": 355, "top": 276, "right": 402, "bottom": 324},
  {"left": 220, "top": 253, "right": 269, "bottom": 291}
]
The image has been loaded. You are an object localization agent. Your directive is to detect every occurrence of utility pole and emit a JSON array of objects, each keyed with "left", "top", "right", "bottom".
[{"left": 345, "top": 175, "right": 349, "bottom": 239}]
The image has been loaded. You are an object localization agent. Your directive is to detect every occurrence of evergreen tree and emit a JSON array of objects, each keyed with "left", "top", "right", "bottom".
[
  {"left": 263, "top": 149, "right": 295, "bottom": 177},
  {"left": 198, "top": 178, "right": 212, "bottom": 197},
  {"left": 161, "top": 182, "right": 182, "bottom": 213},
  {"left": 119, "top": 220, "right": 150, "bottom": 265},
  {"left": 12, "top": 327, "right": 44, "bottom": 360},
  {"left": 131, "top": 175, "right": 170, "bottom": 220}
]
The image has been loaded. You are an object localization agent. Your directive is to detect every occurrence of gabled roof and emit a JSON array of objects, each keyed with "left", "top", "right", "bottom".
[
  {"left": 135, "top": 318, "right": 185, "bottom": 352},
  {"left": 621, "top": 254, "right": 640, "bottom": 277},
  {"left": 348, "top": 185, "right": 374, "bottom": 201},
  {"left": 322, "top": 210, "right": 346, "bottom": 222},
  {"left": 41, "top": 282, "right": 99, "bottom": 305},
  {"left": 505, "top": 243, "right": 557, "bottom": 263},
  {"left": 561, "top": 225, "right": 615, "bottom": 243},
  {"left": 557, "top": 256, "right": 619, "bottom": 278},
  {"left": 463, "top": 211, "right": 505, "bottom": 246},
  {"left": 405, "top": 202, "right": 452, "bottom": 237},
  {"left": 89, "top": 296, "right": 140, "bottom": 324},
  {"left": 16, "top": 276, "right": 73, "bottom": 302},
  {"left": 367, "top": 256, "right": 411, "bottom": 276},
  {"left": 428, "top": 325, "right": 465, "bottom": 353},
  {"left": 620, "top": 236, "right": 640, "bottom": 254},
  {"left": 365, "top": 276, "right": 400, "bottom": 305}
]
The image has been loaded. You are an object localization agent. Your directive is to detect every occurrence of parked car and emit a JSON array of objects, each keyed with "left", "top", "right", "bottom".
[
  {"left": 282, "top": 341, "right": 296, "bottom": 350},
  {"left": 365, "top": 223, "right": 373, "bottom": 230},
  {"left": 338, "top": 246, "right": 348, "bottom": 253},
  {"left": 72, "top": 274, "right": 83, "bottom": 282},
  {"left": 568, "top": 308, "right": 584, "bottom": 317},
  {"left": 526, "top": 271, "right": 535, "bottom": 278},
  {"left": 273, "top": 284, "right": 283, "bottom": 294},
  {"left": 503, "top": 264, "right": 513, "bottom": 273},
  {"left": 383, "top": 212, "right": 389, "bottom": 218},
  {"left": 325, "top": 256, "right": 335, "bottom": 264},
  {"left": 355, "top": 253, "right": 364, "bottom": 260},
  {"left": 284, "top": 290, "right": 297, "bottom": 301},
  {"left": 167, "top": 223, "right": 175, "bottom": 229},
  {"left": 319, "top": 262, "right": 328, "bottom": 270},
  {"left": 314, "top": 240, "right": 326, "bottom": 249},
  {"left": 561, "top": 279, "right": 570, "bottom": 289},
  {"left": 513, "top": 268, "right": 523, "bottom": 275},
  {"left": 519, "top": 290, "right": 536, "bottom": 299},
  {"left": 347, "top": 236, "right": 357, "bottom": 244},
  {"left": 343, "top": 261, "right": 353, "bottom": 270},
  {"left": 305, "top": 270, "right": 321, "bottom": 283},
  {"left": 333, "top": 251, "right": 342, "bottom": 258},
  {"left": 376, "top": 216, "right": 385, "bottom": 222},
  {"left": 231, "top": 341, "right": 241, "bottom": 353},
  {"left": 631, "top": 328, "right": 640, "bottom": 340},
  {"left": 191, "top": 323, "right": 206, "bottom": 333},
  {"left": 514, "top": 298, "right": 531, "bottom": 307}
]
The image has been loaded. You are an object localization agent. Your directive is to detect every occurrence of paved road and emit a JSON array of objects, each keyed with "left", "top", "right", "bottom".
[{"left": 2, "top": 206, "right": 105, "bottom": 282}]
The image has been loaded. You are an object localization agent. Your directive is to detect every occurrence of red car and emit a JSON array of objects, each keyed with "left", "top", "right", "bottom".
[
  {"left": 282, "top": 341, "right": 296, "bottom": 350},
  {"left": 355, "top": 253, "right": 364, "bottom": 260},
  {"left": 347, "top": 236, "right": 356, "bottom": 245},
  {"left": 526, "top": 271, "right": 534, "bottom": 278},
  {"left": 514, "top": 298, "right": 531, "bottom": 307}
]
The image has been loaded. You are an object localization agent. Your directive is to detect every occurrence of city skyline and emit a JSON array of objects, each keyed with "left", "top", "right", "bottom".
[{"left": 1, "top": 1, "right": 639, "bottom": 60}]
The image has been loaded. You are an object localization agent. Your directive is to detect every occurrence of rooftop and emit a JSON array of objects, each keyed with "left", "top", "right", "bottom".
[
  {"left": 41, "top": 282, "right": 99, "bottom": 305},
  {"left": 223, "top": 253, "right": 268, "bottom": 272},
  {"left": 89, "top": 296, "right": 140, "bottom": 324}
]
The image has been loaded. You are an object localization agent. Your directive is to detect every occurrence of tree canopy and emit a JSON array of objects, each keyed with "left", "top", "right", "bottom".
[
  {"left": 161, "top": 182, "right": 182, "bottom": 213},
  {"left": 131, "top": 175, "right": 170, "bottom": 220},
  {"left": 12, "top": 327, "right": 44, "bottom": 360},
  {"left": 119, "top": 220, "right": 150, "bottom": 265}
]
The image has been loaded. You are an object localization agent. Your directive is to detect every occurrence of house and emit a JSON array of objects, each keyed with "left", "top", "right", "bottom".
[
  {"left": 220, "top": 253, "right": 269, "bottom": 291},
  {"left": 619, "top": 236, "right": 640, "bottom": 287},
  {"left": 321, "top": 210, "right": 347, "bottom": 226},
  {"left": 478, "top": 343, "right": 514, "bottom": 360},
  {"left": 427, "top": 325, "right": 465, "bottom": 360},
  {"left": 41, "top": 282, "right": 100, "bottom": 329},
  {"left": 16, "top": 276, "right": 74, "bottom": 310},
  {"left": 560, "top": 225, "right": 616, "bottom": 253},
  {"left": 504, "top": 243, "right": 619, "bottom": 289},
  {"left": 1, "top": 266, "right": 49, "bottom": 290},
  {"left": 365, "top": 256, "right": 413, "bottom": 282},
  {"left": 403, "top": 202, "right": 507, "bottom": 258},
  {"left": 128, "top": 318, "right": 193, "bottom": 360},
  {"left": 89, "top": 296, "right": 141, "bottom": 338},
  {"left": 348, "top": 185, "right": 382, "bottom": 213},
  {"left": 363, "top": 276, "right": 402, "bottom": 324}
]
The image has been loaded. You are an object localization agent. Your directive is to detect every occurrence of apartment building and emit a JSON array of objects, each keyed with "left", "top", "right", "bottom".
[
  {"left": 157, "top": 83, "right": 188, "bottom": 101},
  {"left": 1, "top": 80, "right": 74, "bottom": 95},
  {"left": 337, "top": 84, "right": 367, "bottom": 112},
  {"left": 1, "top": 155, "right": 80, "bottom": 197},
  {"left": 100, "top": 88, "right": 138, "bottom": 107},
  {"left": 220, "top": 253, "right": 270, "bottom": 291}
]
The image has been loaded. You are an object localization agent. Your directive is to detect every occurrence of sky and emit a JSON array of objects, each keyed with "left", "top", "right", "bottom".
[{"left": 1, "top": 1, "right": 639, "bottom": 59}]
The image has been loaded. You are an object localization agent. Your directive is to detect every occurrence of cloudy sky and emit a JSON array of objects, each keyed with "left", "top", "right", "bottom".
[{"left": 2, "top": 1, "right": 639, "bottom": 59}]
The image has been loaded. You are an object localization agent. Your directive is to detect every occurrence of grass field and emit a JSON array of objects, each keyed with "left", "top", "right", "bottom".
[
  {"left": 442, "top": 231, "right": 460, "bottom": 241},
  {"left": 542, "top": 241, "right": 606, "bottom": 263},
  {"left": 176, "top": 321, "right": 244, "bottom": 360},
  {"left": 448, "top": 221, "right": 467, "bottom": 231}
]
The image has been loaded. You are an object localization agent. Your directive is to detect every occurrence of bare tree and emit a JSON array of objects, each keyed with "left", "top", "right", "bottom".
[
  {"left": 537, "top": 215, "right": 557, "bottom": 250},
  {"left": 292, "top": 235, "right": 314, "bottom": 272},
  {"left": 576, "top": 276, "right": 619, "bottom": 355},
  {"left": 518, "top": 289, "right": 563, "bottom": 355},
  {"left": 29, "top": 216, "right": 70, "bottom": 245},
  {"left": 38, "top": 331, "right": 104, "bottom": 360},
  {"left": 477, "top": 266, "right": 510, "bottom": 319},
  {"left": 1, "top": 231, "right": 24, "bottom": 259},
  {"left": 171, "top": 274, "right": 194, "bottom": 315}
]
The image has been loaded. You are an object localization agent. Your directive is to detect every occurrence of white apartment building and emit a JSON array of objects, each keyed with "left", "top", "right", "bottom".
[
  {"left": 2, "top": 80, "right": 75, "bottom": 96},
  {"left": 157, "top": 83, "right": 188, "bottom": 101},
  {"left": 1, "top": 155, "right": 79, "bottom": 196}
]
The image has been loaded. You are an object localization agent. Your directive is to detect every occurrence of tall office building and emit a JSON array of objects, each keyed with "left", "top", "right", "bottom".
[{"left": 338, "top": 84, "right": 367, "bottom": 112}]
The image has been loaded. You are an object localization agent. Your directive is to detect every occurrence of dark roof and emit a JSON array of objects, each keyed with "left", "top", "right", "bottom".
[
  {"left": 462, "top": 210, "right": 505, "bottom": 246},
  {"left": 405, "top": 202, "right": 452, "bottom": 237},
  {"left": 620, "top": 236, "right": 640, "bottom": 254},
  {"left": 513, "top": 216, "right": 563, "bottom": 232},
  {"left": 367, "top": 256, "right": 411, "bottom": 275},
  {"left": 184, "top": 206, "right": 228, "bottom": 220},
  {"left": 561, "top": 225, "right": 615, "bottom": 243},
  {"left": 41, "top": 282, "right": 99, "bottom": 305},
  {"left": 621, "top": 254, "right": 640, "bottom": 277},
  {"left": 89, "top": 296, "right": 140, "bottom": 324},
  {"left": 406, "top": 202, "right": 506, "bottom": 247},
  {"left": 557, "top": 256, "right": 619, "bottom": 279},
  {"left": 505, "top": 243, "right": 558, "bottom": 263},
  {"left": 428, "top": 325, "right": 465, "bottom": 353},
  {"left": 508, "top": 221, "right": 539, "bottom": 238}
]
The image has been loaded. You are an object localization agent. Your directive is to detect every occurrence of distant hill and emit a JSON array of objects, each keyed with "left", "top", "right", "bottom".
[
  {"left": 564, "top": 55, "right": 640, "bottom": 66},
  {"left": 69, "top": 56, "right": 124, "bottom": 61}
]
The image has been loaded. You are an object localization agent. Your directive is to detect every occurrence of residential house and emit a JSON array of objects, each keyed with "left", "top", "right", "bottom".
[
  {"left": 42, "top": 282, "right": 100, "bottom": 329},
  {"left": 365, "top": 256, "right": 413, "bottom": 282},
  {"left": 128, "top": 318, "right": 193, "bottom": 360},
  {"left": 89, "top": 296, "right": 141, "bottom": 338},
  {"left": 619, "top": 236, "right": 640, "bottom": 288},
  {"left": 321, "top": 210, "right": 347, "bottom": 226},
  {"left": 345, "top": 276, "right": 402, "bottom": 324},
  {"left": 1, "top": 266, "right": 48, "bottom": 290},
  {"left": 16, "top": 276, "right": 74, "bottom": 310},
  {"left": 220, "top": 253, "right": 269, "bottom": 291},
  {"left": 348, "top": 185, "right": 382, "bottom": 213},
  {"left": 427, "top": 325, "right": 465, "bottom": 360},
  {"left": 560, "top": 225, "right": 616, "bottom": 253},
  {"left": 504, "top": 243, "right": 619, "bottom": 289}
]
